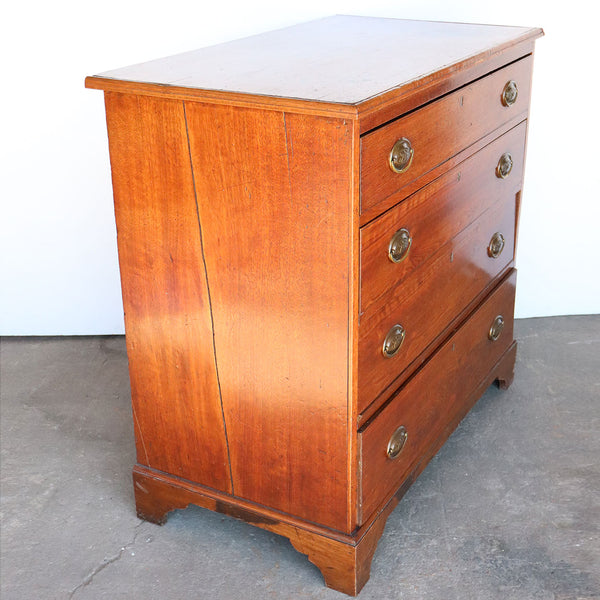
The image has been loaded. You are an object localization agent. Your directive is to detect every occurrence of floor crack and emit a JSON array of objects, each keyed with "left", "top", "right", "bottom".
[{"left": 69, "top": 521, "right": 144, "bottom": 599}]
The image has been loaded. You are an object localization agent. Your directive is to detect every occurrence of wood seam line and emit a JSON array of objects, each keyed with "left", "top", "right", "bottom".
[{"left": 182, "top": 100, "right": 235, "bottom": 494}]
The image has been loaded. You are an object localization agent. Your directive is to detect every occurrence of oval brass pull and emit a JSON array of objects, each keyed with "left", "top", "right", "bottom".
[
  {"left": 501, "top": 80, "right": 519, "bottom": 107},
  {"left": 389, "top": 138, "right": 414, "bottom": 174},
  {"left": 388, "top": 228, "right": 412, "bottom": 263},
  {"left": 488, "top": 232, "right": 505, "bottom": 258},
  {"left": 488, "top": 315, "right": 505, "bottom": 341},
  {"left": 496, "top": 152, "right": 513, "bottom": 179},
  {"left": 383, "top": 324, "right": 406, "bottom": 358},
  {"left": 387, "top": 426, "right": 408, "bottom": 460}
]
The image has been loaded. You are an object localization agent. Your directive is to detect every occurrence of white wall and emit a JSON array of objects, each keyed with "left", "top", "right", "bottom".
[{"left": 1, "top": 0, "right": 598, "bottom": 335}]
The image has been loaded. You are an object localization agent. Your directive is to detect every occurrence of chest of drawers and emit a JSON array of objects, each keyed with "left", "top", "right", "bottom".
[{"left": 86, "top": 16, "right": 543, "bottom": 595}]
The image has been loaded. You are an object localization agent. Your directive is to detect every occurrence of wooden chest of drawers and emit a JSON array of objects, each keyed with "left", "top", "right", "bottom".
[{"left": 86, "top": 16, "right": 543, "bottom": 595}]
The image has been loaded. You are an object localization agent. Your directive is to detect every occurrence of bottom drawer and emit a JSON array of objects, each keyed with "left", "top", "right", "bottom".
[{"left": 358, "top": 270, "right": 517, "bottom": 524}]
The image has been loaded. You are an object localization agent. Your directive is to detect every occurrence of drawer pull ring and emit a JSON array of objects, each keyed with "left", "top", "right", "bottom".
[
  {"left": 389, "top": 138, "right": 414, "bottom": 174},
  {"left": 388, "top": 228, "right": 413, "bottom": 263},
  {"left": 496, "top": 153, "right": 513, "bottom": 179},
  {"left": 488, "top": 232, "right": 506, "bottom": 258},
  {"left": 383, "top": 324, "right": 406, "bottom": 358},
  {"left": 387, "top": 426, "right": 408, "bottom": 460},
  {"left": 501, "top": 80, "right": 519, "bottom": 107},
  {"left": 489, "top": 315, "right": 505, "bottom": 341}
]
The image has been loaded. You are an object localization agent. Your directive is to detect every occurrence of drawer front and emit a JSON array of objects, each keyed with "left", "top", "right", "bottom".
[
  {"left": 360, "top": 55, "right": 532, "bottom": 218},
  {"left": 359, "top": 271, "right": 517, "bottom": 524},
  {"left": 358, "top": 191, "right": 516, "bottom": 413},
  {"left": 360, "top": 122, "right": 526, "bottom": 316}
]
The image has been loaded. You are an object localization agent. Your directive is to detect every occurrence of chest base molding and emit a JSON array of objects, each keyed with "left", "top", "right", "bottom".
[{"left": 133, "top": 341, "right": 516, "bottom": 595}]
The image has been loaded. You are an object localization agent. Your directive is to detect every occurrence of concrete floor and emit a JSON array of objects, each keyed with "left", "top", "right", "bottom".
[{"left": 1, "top": 315, "right": 599, "bottom": 600}]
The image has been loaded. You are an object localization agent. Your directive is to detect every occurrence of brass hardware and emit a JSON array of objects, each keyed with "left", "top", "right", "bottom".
[
  {"left": 501, "top": 80, "right": 519, "bottom": 107},
  {"left": 383, "top": 324, "right": 406, "bottom": 358},
  {"left": 488, "top": 232, "right": 505, "bottom": 258},
  {"left": 387, "top": 426, "right": 408, "bottom": 460},
  {"left": 488, "top": 315, "right": 505, "bottom": 341},
  {"left": 389, "top": 138, "right": 414, "bottom": 174},
  {"left": 496, "top": 152, "right": 513, "bottom": 179},
  {"left": 388, "top": 228, "right": 412, "bottom": 263}
]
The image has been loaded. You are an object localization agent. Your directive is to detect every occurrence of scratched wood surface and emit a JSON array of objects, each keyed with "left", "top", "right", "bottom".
[
  {"left": 87, "top": 17, "right": 540, "bottom": 104},
  {"left": 86, "top": 16, "right": 542, "bottom": 132}
]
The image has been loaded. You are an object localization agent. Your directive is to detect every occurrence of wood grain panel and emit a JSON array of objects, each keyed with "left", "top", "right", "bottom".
[
  {"left": 359, "top": 271, "right": 517, "bottom": 523},
  {"left": 184, "top": 103, "right": 354, "bottom": 532},
  {"left": 360, "top": 56, "right": 533, "bottom": 217},
  {"left": 358, "top": 191, "right": 517, "bottom": 413},
  {"left": 104, "top": 92, "right": 232, "bottom": 492},
  {"left": 360, "top": 121, "right": 527, "bottom": 315}
]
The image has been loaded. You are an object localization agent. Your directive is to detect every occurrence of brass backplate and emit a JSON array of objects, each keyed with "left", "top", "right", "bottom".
[
  {"left": 489, "top": 315, "right": 505, "bottom": 341},
  {"left": 382, "top": 324, "right": 406, "bottom": 358},
  {"left": 501, "top": 80, "right": 519, "bottom": 107},
  {"left": 387, "top": 426, "right": 408, "bottom": 459},
  {"left": 388, "top": 228, "right": 413, "bottom": 263},
  {"left": 389, "top": 138, "right": 414, "bottom": 174}
]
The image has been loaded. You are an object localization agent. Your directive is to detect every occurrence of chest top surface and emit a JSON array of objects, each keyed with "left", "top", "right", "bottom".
[{"left": 86, "top": 15, "right": 542, "bottom": 106}]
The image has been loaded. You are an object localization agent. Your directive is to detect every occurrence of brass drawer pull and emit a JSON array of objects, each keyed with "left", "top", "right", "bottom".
[
  {"left": 501, "top": 80, "right": 519, "bottom": 107},
  {"left": 388, "top": 228, "right": 412, "bottom": 263},
  {"left": 389, "top": 138, "right": 414, "bottom": 174},
  {"left": 488, "top": 315, "right": 505, "bottom": 341},
  {"left": 383, "top": 324, "right": 406, "bottom": 358},
  {"left": 387, "top": 426, "right": 408, "bottom": 460},
  {"left": 488, "top": 232, "right": 505, "bottom": 258},
  {"left": 496, "top": 152, "right": 513, "bottom": 179}
]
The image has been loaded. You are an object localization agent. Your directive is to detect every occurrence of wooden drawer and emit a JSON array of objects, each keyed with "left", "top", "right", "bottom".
[
  {"left": 358, "top": 271, "right": 517, "bottom": 524},
  {"left": 360, "top": 121, "right": 526, "bottom": 316},
  {"left": 358, "top": 190, "right": 516, "bottom": 413},
  {"left": 360, "top": 56, "right": 532, "bottom": 218}
]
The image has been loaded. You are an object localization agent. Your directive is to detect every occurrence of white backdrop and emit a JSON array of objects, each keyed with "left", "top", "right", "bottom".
[{"left": 1, "top": 0, "right": 598, "bottom": 335}]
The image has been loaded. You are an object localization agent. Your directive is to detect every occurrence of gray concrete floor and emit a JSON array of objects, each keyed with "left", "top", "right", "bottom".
[{"left": 1, "top": 316, "right": 599, "bottom": 600}]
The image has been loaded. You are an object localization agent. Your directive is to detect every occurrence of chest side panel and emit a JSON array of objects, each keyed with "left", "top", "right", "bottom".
[
  {"left": 184, "top": 104, "right": 355, "bottom": 532},
  {"left": 104, "top": 93, "right": 233, "bottom": 492}
]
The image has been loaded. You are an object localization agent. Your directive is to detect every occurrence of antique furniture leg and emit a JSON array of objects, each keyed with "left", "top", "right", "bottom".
[
  {"left": 496, "top": 343, "right": 517, "bottom": 390},
  {"left": 133, "top": 464, "right": 397, "bottom": 595}
]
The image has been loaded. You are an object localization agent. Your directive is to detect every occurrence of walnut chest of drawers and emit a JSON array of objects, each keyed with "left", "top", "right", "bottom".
[{"left": 86, "top": 16, "right": 543, "bottom": 595}]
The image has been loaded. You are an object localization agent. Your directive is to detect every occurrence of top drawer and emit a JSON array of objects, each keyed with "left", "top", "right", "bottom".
[{"left": 360, "top": 55, "right": 533, "bottom": 219}]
